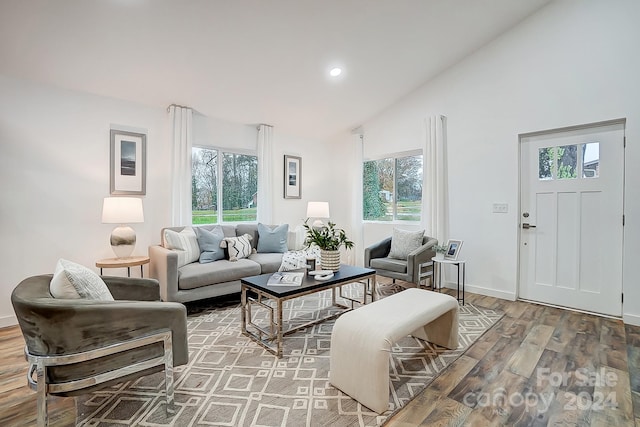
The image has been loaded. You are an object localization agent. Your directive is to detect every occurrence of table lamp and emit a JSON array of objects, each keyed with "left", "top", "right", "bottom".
[
  {"left": 102, "top": 197, "right": 144, "bottom": 258},
  {"left": 306, "top": 201, "right": 330, "bottom": 228}
]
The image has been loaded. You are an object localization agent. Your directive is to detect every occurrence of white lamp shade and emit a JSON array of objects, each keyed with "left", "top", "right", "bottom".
[
  {"left": 306, "top": 201, "right": 330, "bottom": 219},
  {"left": 102, "top": 197, "right": 144, "bottom": 224}
]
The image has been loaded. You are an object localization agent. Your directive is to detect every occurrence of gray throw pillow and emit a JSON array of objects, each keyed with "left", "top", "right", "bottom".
[
  {"left": 195, "top": 226, "right": 225, "bottom": 263},
  {"left": 257, "top": 223, "right": 289, "bottom": 253},
  {"left": 388, "top": 228, "right": 425, "bottom": 260}
]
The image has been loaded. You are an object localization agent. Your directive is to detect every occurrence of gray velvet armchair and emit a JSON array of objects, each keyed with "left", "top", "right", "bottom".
[
  {"left": 364, "top": 235, "right": 437, "bottom": 287},
  {"left": 11, "top": 275, "right": 189, "bottom": 426}
]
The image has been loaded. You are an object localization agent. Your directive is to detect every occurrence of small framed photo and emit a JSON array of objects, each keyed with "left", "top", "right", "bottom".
[
  {"left": 445, "top": 239, "right": 463, "bottom": 260},
  {"left": 110, "top": 129, "right": 146, "bottom": 195},
  {"left": 284, "top": 155, "right": 302, "bottom": 199}
]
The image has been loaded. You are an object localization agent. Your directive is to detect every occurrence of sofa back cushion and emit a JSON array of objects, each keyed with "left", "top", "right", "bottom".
[{"left": 236, "top": 224, "right": 259, "bottom": 249}]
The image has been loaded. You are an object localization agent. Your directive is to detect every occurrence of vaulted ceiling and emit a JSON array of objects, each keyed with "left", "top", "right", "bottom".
[{"left": 0, "top": 0, "right": 551, "bottom": 140}]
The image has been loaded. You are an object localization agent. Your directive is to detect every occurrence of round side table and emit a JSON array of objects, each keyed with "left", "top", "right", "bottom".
[
  {"left": 96, "top": 256, "right": 150, "bottom": 277},
  {"left": 431, "top": 257, "right": 465, "bottom": 305}
]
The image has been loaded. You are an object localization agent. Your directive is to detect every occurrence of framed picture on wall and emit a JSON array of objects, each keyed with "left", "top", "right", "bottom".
[
  {"left": 445, "top": 239, "right": 463, "bottom": 260},
  {"left": 284, "top": 155, "right": 302, "bottom": 199},
  {"left": 110, "top": 129, "right": 146, "bottom": 195}
]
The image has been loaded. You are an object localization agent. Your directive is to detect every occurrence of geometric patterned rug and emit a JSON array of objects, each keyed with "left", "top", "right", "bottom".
[{"left": 76, "top": 282, "right": 503, "bottom": 426}]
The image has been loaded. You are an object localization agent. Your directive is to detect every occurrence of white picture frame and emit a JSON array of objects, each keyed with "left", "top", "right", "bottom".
[
  {"left": 445, "top": 239, "right": 463, "bottom": 260},
  {"left": 110, "top": 129, "right": 146, "bottom": 195},
  {"left": 284, "top": 155, "right": 302, "bottom": 199}
]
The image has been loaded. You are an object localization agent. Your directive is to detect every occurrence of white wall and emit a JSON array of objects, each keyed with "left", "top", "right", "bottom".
[
  {"left": 355, "top": 0, "right": 640, "bottom": 322},
  {"left": 0, "top": 75, "right": 170, "bottom": 326},
  {"left": 0, "top": 75, "right": 334, "bottom": 327}
]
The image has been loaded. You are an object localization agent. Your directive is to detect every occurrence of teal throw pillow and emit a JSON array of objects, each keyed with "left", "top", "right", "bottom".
[
  {"left": 195, "top": 226, "right": 225, "bottom": 263},
  {"left": 257, "top": 223, "right": 289, "bottom": 253}
]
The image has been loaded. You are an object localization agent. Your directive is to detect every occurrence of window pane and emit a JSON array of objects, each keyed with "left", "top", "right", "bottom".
[
  {"left": 396, "top": 155, "right": 423, "bottom": 221},
  {"left": 222, "top": 153, "right": 257, "bottom": 222},
  {"left": 363, "top": 159, "right": 393, "bottom": 221},
  {"left": 192, "top": 147, "right": 218, "bottom": 224},
  {"left": 582, "top": 142, "right": 599, "bottom": 178},
  {"left": 557, "top": 144, "right": 578, "bottom": 179},
  {"left": 538, "top": 147, "right": 553, "bottom": 180}
]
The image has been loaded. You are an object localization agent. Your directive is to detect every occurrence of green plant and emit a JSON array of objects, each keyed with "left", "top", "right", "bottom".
[
  {"left": 433, "top": 244, "right": 448, "bottom": 254},
  {"left": 303, "top": 219, "right": 354, "bottom": 251}
]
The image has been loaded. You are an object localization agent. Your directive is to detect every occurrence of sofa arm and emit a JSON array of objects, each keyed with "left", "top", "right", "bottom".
[
  {"left": 149, "top": 245, "right": 179, "bottom": 302},
  {"left": 407, "top": 237, "right": 438, "bottom": 281},
  {"left": 103, "top": 276, "right": 161, "bottom": 301},
  {"left": 364, "top": 237, "right": 392, "bottom": 267}
]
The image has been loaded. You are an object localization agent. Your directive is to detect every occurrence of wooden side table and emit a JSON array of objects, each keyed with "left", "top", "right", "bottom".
[
  {"left": 96, "top": 256, "right": 150, "bottom": 277},
  {"left": 431, "top": 257, "right": 465, "bottom": 305}
]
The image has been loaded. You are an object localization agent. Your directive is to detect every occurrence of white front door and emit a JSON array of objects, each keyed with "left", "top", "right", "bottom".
[{"left": 519, "top": 121, "right": 625, "bottom": 316}]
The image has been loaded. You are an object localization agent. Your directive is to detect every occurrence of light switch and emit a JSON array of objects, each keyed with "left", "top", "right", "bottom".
[{"left": 492, "top": 203, "right": 508, "bottom": 213}]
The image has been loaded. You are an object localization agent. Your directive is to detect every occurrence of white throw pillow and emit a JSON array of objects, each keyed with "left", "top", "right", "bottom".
[
  {"left": 163, "top": 227, "right": 200, "bottom": 267},
  {"left": 388, "top": 228, "right": 425, "bottom": 260},
  {"left": 221, "top": 234, "right": 254, "bottom": 261},
  {"left": 50, "top": 259, "right": 114, "bottom": 301}
]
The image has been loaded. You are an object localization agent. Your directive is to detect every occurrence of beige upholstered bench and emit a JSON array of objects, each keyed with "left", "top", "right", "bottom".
[{"left": 329, "top": 288, "right": 459, "bottom": 414}]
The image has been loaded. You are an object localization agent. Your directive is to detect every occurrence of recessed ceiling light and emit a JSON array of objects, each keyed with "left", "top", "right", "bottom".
[{"left": 329, "top": 67, "right": 342, "bottom": 77}]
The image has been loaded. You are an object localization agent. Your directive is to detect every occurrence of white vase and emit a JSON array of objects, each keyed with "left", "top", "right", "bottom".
[
  {"left": 435, "top": 252, "right": 444, "bottom": 260},
  {"left": 320, "top": 250, "right": 341, "bottom": 272}
]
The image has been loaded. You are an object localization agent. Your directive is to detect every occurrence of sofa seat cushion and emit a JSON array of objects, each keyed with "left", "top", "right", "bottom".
[
  {"left": 370, "top": 257, "right": 407, "bottom": 274},
  {"left": 248, "top": 253, "right": 283, "bottom": 274},
  {"left": 178, "top": 259, "right": 261, "bottom": 290}
]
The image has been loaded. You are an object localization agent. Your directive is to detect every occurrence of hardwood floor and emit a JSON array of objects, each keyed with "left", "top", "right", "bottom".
[
  {"left": 384, "top": 285, "right": 640, "bottom": 427},
  {"left": 1, "top": 283, "right": 638, "bottom": 426}
]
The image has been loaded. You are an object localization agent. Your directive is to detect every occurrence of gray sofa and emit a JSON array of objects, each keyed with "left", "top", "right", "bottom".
[{"left": 149, "top": 224, "right": 294, "bottom": 303}]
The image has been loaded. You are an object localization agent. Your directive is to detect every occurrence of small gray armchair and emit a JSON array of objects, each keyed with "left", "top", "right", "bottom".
[
  {"left": 11, "top": 275, "right": 189, "bottom": 427},
  {"left": 364, "top": 235, "right": 437, "bottom": 287}
]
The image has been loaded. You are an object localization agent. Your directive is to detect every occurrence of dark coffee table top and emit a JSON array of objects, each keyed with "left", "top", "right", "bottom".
[{"left": 241, "top": 264, "right": 375, "bottom": 298}]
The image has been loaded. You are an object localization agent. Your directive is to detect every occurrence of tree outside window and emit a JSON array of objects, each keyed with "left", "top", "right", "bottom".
[
  {"left": 192, "top": 147, "right": 257, "bottom": 224},
  {"left": 363, "top": 153, "right": 422, "bottom": 222}
]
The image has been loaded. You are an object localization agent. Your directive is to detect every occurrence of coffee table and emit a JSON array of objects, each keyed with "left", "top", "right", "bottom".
[{"left": 240, "top": 264, "right": 376, "bottom": 357}]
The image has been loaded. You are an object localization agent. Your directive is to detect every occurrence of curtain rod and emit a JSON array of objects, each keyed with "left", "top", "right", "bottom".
[{"left": 166, "top": 103, "right": 191, "bottom": 112}]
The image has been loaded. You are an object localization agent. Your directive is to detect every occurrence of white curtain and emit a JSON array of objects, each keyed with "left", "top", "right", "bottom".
[
  {"left": 423, "top": 115, "right": 448, "bottom": 244},
  {"left": 350, "top": 132, "right": 365, "bottom": 266},
  {"left": 169, "top": 105, "right": 193, "bottom": 226},
  {"left": 256, "top": 124, "right": 273, "bottom": 224}
]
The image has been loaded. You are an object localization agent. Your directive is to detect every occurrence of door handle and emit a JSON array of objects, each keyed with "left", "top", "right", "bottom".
[{"left": 522, "top": 223, "right": 537, "bottom": 229}]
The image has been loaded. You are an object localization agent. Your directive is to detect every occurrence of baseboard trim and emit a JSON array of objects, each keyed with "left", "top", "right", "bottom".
[
  {"left": 0, "top": 314, "right": 17, "bottom": 329},
  {"left": 440, "top": 281, "right": 516, "bottom": 301},
  {"left": 623, "top": 313, "right": 640, "bottom": 327}
]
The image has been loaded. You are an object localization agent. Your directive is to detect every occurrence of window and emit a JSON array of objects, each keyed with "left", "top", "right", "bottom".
[
  {"left": 538, "top": 142, "right": 600, "bottom": 181},
  {"left": 192, "top": 147, "right": 258, "bottom": 224},
  {"left": 363, "top": 152, "right": 423, "bottom": 221}
]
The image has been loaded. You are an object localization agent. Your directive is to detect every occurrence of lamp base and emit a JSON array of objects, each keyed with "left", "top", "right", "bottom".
[
  {"left": 312, "top": 219, "right": 325, "bottom": 228},
  {"left": 110, "top": 225, "right": 136, "bottom": 258}
]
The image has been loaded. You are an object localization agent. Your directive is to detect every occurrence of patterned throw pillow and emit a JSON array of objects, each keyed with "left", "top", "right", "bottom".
[
  {"left": 50, "top": 259, "right": 114, "bottom": 301},
  {"left": 221, "top": 234, "right": 254, "bottom": 261},
  {"left": 163, "top": 227, "right": 200, "bottom": 267},
  {"left": 195, "top": 226, "right": 225, "bottom": 263},
  {"left": 388, "top": 228, "right": 425, "bottom": 260}
]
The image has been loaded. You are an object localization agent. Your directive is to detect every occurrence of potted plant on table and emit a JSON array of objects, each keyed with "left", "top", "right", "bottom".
[
  {"left": 433, "top": 244, "right": 448, "bottom": 260},
  {"left": 303, "top": 219, "right": 354, "bottom": 271}
]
